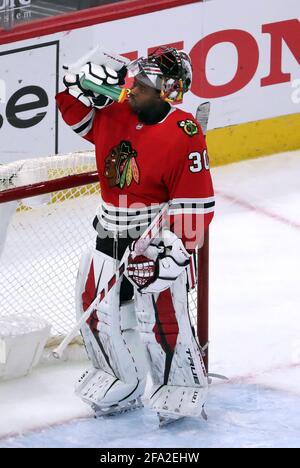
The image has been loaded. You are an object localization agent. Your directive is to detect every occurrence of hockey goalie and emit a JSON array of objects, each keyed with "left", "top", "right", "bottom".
[{"left": 56, "top": 46, "right": 215, "bottom": 425}]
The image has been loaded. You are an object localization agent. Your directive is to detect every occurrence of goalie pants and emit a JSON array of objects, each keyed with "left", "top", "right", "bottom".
[{"left": 95, "top": 233, "right": 133, "bottom": 303}]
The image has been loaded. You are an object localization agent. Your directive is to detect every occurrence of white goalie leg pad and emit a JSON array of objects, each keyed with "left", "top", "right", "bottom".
[
  {"left": 149, "top": 384, "right": 207, "bottom": 419},
  {"left": 75, "top": 367, "right": 144, "bottom": 410},
  {"left": 135, "top": 270, "right": 208, "bottom": 418},
  {"left": 75, "top": 249, "right": 148, "bottom": 408}
]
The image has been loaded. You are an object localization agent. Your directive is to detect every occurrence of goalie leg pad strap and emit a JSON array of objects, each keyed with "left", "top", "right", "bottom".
[{"left": 75, "top": 249, "right": 148, "bottom": 407}]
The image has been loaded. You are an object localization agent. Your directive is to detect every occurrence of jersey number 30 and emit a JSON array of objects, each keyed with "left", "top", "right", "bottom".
[{"left": 188, "top": 150, "right": 209, "bottom": 173}]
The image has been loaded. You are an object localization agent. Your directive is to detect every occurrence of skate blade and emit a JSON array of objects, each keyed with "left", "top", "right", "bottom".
[
  {"left": 158, "top": 405, "right": 207, "bottom": 426},
  {"left": 158, "top": 412, "right": 184, "bottom": 428},
  {"left": 201, "top": 406, "right": 208, "bottom": 421},
  {"left": 92, "top": 398, "right": 143, "bottom": 418}
]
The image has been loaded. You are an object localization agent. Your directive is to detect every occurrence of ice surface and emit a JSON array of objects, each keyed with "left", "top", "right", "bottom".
[
  {"left": 1, "top": 383, "right": 300, "bottom": 448},
  {"left": 0, "top": 150, "right": 299, "bottom": 448}
]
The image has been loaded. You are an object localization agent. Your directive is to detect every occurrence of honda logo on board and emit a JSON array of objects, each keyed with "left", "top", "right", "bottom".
[{"left": 124, "top": 19, "right": 300, "bottom": 99}]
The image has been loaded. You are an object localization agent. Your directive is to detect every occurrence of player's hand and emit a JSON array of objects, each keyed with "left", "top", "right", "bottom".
[
  {"left": 63, "top": 72, "right": 91, "bottom": 106},
  {"left": 127, "top": 231, "right": 191, "bottom": 293},
  {"left": 63, "top": 72, "right": 113, "bottom": 109},
  {"left": 127, "top": 244, "right": 162, "bottom": 290}
]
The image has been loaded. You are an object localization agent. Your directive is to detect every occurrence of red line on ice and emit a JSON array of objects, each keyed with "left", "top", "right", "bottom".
[{"left": 216, "top": 190, "right": 300, "bottom": 231}]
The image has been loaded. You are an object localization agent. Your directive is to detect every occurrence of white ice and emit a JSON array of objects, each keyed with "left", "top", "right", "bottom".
[{"left": 0, "top": 150, "right": 299, "bottom": 448}]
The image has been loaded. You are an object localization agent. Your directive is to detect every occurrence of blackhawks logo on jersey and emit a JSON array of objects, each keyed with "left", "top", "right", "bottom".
[
  {"left": 177, "top": 119, "right": 199, "bottom": 137},
  {"left": 104, "top": 140, "right": 140, "bottom": 189}
]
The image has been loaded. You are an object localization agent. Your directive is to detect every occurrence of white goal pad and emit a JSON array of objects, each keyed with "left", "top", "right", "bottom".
[{"left": 0, "top": 315, "right": 51, "bottom": 380}]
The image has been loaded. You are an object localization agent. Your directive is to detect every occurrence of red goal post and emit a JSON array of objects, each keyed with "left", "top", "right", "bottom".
[{"left": 0, "top": 152, "right": 209, "bottom": 369}]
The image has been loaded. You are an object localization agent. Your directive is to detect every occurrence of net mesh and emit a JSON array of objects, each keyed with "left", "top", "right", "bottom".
[{"left": 0, "top": 152, "right": 198, "bottom": 345}]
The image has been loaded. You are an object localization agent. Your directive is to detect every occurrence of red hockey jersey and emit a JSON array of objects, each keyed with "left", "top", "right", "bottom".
[{"left": 56, "top": 90, "right": 214, "bottom": 250}]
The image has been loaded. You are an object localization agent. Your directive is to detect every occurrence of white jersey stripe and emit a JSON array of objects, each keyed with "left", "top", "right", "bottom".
[
  {"left": 71, "top": 109, "right": 95, "bottom": 131},
  {"left": 169, "top": 207, "right": 215, "bottom": 215},
  {"left": 96, "top": 202, "right": 165, "bottom": 233},
  {"left": 170, "top": 197, "right": 215, "bottom": 205}
]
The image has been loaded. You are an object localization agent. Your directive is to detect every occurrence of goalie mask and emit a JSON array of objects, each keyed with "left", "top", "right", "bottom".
[{"left": 128, "top": 47, "right": 192, "bottom": 104}]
